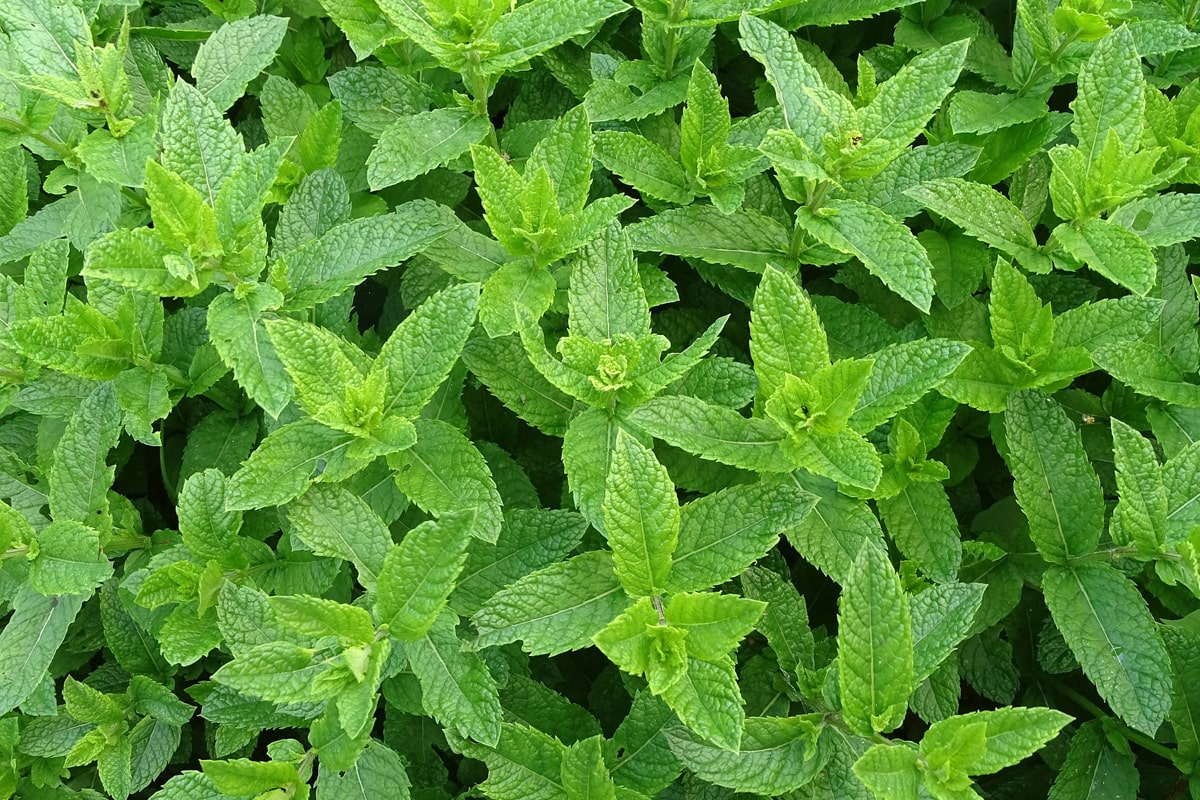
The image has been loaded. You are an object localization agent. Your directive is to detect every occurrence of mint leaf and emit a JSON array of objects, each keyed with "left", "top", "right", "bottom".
[
  {"left": 376, "top": 510, "right": 475, "bottom": 640},
  {"left": 838, "top": 542, "right": 913, "bottom": 735},
  {"left": 603, "top": 430, "right": 679, "bottom": 597}
]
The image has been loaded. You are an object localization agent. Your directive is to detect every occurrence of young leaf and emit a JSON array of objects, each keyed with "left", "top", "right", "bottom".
[
  {"left": 750, "top": 265, "right": 829, "bottom": 398},
  {"left": 286, "top": 484, "right": 392, "bottom": 590},
  {"left": 207, "top": 283, "right": 293, "bottom": 418},
  {"left": 368, "top": 108, "right": 492, "bottom": 190},
  {"left": 225, "top": 419, "right": 356, "bottom": 511},
  {"left": 192, "top": 15, "right": 288, "bottom": 112}
]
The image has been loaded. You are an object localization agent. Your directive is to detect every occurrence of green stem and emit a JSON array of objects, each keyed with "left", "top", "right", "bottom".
[
  {"left": 1050, "top": 679, "right": 1181, "bottom": 765},
  {"left": 466, "top": 54, "right": 501, "bottom": 152},
  {"left": 0, "top": 116, "right": 76, "bottom": 162}
]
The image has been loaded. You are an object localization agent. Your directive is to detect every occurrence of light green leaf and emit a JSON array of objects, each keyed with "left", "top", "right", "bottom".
[
  {"left": 665, "top": 715, "right": 826, "bottom": 794},
  {"left": 1043, "top": 563, "right": 1172, "bottom": 736},
  {"left": 210, "top": 641, "right": 321, "bottom": 704},
  {"left": 569, "top": 223, "right": 651, "bottom": 342},
  {"left": 905, "top": 178, "right": 1051, "bottom": 273},
  {"left": 669, "top": 479, "right": 817, "bottom": 593},
  {"left": 407, "top": 610, "right": 502, "bottom": 746},
  {"left": 667, "top": 592, "right": 765, "bottom": 661},
  {"left": 457, "top": 723, "right": 566, "bottom": 800},
  {"left": 207, "top": 282, "right": 293, "bottom": 418},
  {"left": 481, "top": 0, "right": 628, "bottom": 75},
  {"left": 193, "top": 15, "right": 288, "bottom": 112},
  {"left": 852, "top": 743, "right": 921, "bottom": 800},
  {"left": 750, "top": 265, "right": 829, "bottom": 398},
  {"left": 1003, "top": 390, "right": 1103, "bottom": 562},
  {"left": 0, "top": 588, "right": 84, "bottom": 715},
  {"left": 851, "top": 40, "right": 968, "bottom": 178},
  {"left": 29, "top": 521, "right": 111, "bottom": 595},
  {"left": 609, "top": 690, "right": 681, "bottom": 795},
  {"left": 741, "top": 565, "right": 815, "bottom": 679},
  {"left": 286, "top": 484, "right": 392, "bottom": 590},
  {"left": 922, "top": 707, "right": 1071, "bottom": 777},
  {"left": 878, "top": 483, "right": 961, "bottom": 585},
  {"left": 1047, "top": 721, "right": 1139, "bottom": 800},
  {"left": 528, "top": 105, "right": 593, "bottom": 217},
  {"left": 160, "top": 80, "right": 243, "bottom": 207},
  {"left": 627, "top": 395, "right": 793, "bottom": 473},
  {"left": 910, "top": 582, "right": 985, "bottom": 685},
  {"left": 795, "top": 199, "right": 935, "bottom": 312},
  {"left": 1054, "top": 219, "right": 1156, "bottom": 296},
  {"left": 281, "top": 201, "right": 456, "bottom": 309},
  {"left": 1109, "top": 193, "right": 1200, "bottom": 247},
  {"left": 178, "top": 469, "right": 243, "bottom": 564},
  {"left": 738, "top": 14, "right": 841, "bottom": 155},
  {"left": 376, "top": 510, "right": 475, "bottom": 640},
  {"left": 388, "top": 418, "right": 502, "bottom": 542},
  {"left": 562, "top": 408, "right": 622, "bottom": 533},
  {"left": 603, "top": 430, "right": 680, "bottom": 597},
  {"left": 1111, "top": 419, "right": 1167, "bottom": 553},
  {"left": 225, "top": 419, "right": 356, "bottom": 510},
  {"left": 1074, "top": 26, "right": 1143, "bottom": 173},
  {"left": 659, "top": 656, "right": 744, "bottom": 752},
  {"left": 627, "top": 206, "right": 791, "bottom": 272},
  {"left": 263, "top": 317, "right": 361, "bottom": 421},
  {"left": 849, "top": 338, "right": 971, "bottom": 433},
  {"left": 317, "top": 740, "right": 412, "bottom": 800},
  {"left": 367, "top": 108, "right": 492, "bottom": 190},
  {"left": 594, "top": 131, "right": 692, "bottom": 205},
  {"left": 48, "top": 382, "right": 120, "bottom": 526},
  {"left": 472, "top": 551, "right": 631, "bottom": 655},
  {"left": 838, "top": 542, "right": 913, "bottom": 735},
  {"left": 784, "top": 473, "right": 884, "bottom": 584},
  {"left": 451, "top": 509, "right": 588, "bottom": 616}
]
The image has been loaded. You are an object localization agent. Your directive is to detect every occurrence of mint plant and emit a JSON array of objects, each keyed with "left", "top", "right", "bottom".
[{"left": 4, "top": 0, "right": 1200, "bottom": 798}]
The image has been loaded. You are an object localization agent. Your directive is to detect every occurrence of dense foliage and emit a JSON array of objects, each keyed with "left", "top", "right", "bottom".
[{"left": 1, "top": 0, "right": 1199, "bottom": 797}]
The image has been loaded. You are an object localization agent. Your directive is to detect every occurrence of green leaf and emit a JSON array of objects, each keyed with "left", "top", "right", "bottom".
[
  {"left": 921, "top": 707, "right": 1071, "bottom": 776},
  {"left": 609, "top": 690, "right": 681, "bottom": 795},
  {"left": 1002, "top": 390, "right": 1103, "bottom": 562},
  {"left": 878, "top": 482, "right": 961, "bottom": 584},
  {"left": 603, "top": 429, "right": 679, "bottom": 597},
  {"left": 462, "top": 332, "right": 574, "bottom": 436},
  {"left": 472, "top": 551, "right": 631, "bottom": 655},
  {"left": 451, "top": 509, "right": 588, "bottom": 616},
  {"left": 161, "top": 80, "right": 243, "bottom": 207},
  {"left": 562, "top": 408, "right": 623, "bottom": 533},
  {"left": 207, "top": 282, "right": 293, "bottom": 418},
  {"left": 849, "top": 339, "right": 971, "bottom": 433},
  {"left": 627, "top": 395, "right": 793, "bottom": 473},
  {"left": 457, "top": 723, "right": 566, "bottom": 800},
  {"left": 738, "top": 14, "right": 841, "bottom": 155},
  {"left": 528, "top": 105, "right": 593, "bottom": 217},
  {"left": 795, "top": 199, "right": 935, "bottom": 312},
  {"left": 1109, "top": 193, "right": 1200, "bottom": 247},
  {"left": 561, "top": 735, "right": 617, "bottom": 800},
  {"left": 1111, "top": 419, "right": 1167, "bottom": 553},
  {"left": 667, "top": 591, "right": 765, "bottom": 661},
  {"left": 665, "top": 715, "right": 826, "bottom": 794},
  {"left": 376, "top": 510, "right": 475, "bottom": 640},
  {"left": 178, "top": 469, "right": 243, "bottom": 564},
  {"left": 669, "top": 479, "right": 817, "bottom": 593},
  {"left": 741, "top": 565, "right": 815, "bottom": 679},
  {"left": 193, "top": 15, "right": 288, "bottom": 112},
  {"left": 627, "top": 206, "right": 791, "bottom": 273},
  {"left": 1043, "top": 563, "right": 1172, "bottom": 736},
  {"left": 905, "top": 178, "right": 1051, "bottom": 273},
  {"left": 784, "top": 473, "right": 885, "bottom": 584},
  {"left": 367, "top": 108, "right": 492, "bottom": 190},
  {"left": 659, "top": 656, "right": 744, "bottom": 752},
  {"left": 838, "top": 542, "right": 913, "bottom": 735},
  {"left": 263, "top": 316, "right": 361, "bottom": 422},
  {"left": 48, "top": 382, "right": 120, "bottom": 526},
  {"left": 911, "top": 582, "right": 985, "bottom": 685},
  {"left": 29, "top": 520, "right": 111, "bottom": 595},
  {"left": 388, "top": 418, "right": 502, "bottom": 543},
  {"left": 286, "top": 483, "right": 392, "bottom": 590},
  {"left": 853, "top": 743, "right": 921, "bottom": 800},
  {"left": 1074, "top": 26, "right": 1143, "bottom": 175},
  {"left": 376, "top": 282, "right": 480, "bottom": 420},
  {"left": 1093, "top": 340, "right": 1200, "bottom": 408},
  {"left": 1047, "top": 721, "right": 1139, "bottom": 800},
  {"left": 269, "top": 595, "right": 374, "bottom": 645},
  {"left": 569, "top": 223, "right": 651, "bottom": 342},
  {"left": 317, "top": 740, "right": 412, "bottom": 800},
  {"left": 225, "top": 419, "right": 356, "bottom": 511},
  {"left": 481, "top": 0, "right": 628, "bottom": 74},
  {"left": 680, "top": 61, "right": 731, "bottom": 178},
  {"left": 594, "top": 131, "right": 692, "bottom": 206},
  {"left": 1053, "top": 219, "right": 1156, "bottom": 296},
  {"left": 851, "top": 40, "right": 968, "bottom": 178},
  {"left": 407, "top": 610, "right": 502, "bottom": 746},
  {"left": 750, "top": 265, "right": 829, "bottom": 399},
  {"left": 0, "top": 588, "right": 83, "bottom": 715},
  {"left": 281, "top": 202, "right": 456, "bottom": 309}
]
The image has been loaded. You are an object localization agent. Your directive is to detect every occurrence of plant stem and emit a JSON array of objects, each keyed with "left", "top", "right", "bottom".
[
  {"left": 1050, "top": 679, "right": 1181, "bottom": 765},
  {"left": 465, "top": 53, "right": 501, "bottom": 152}
]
